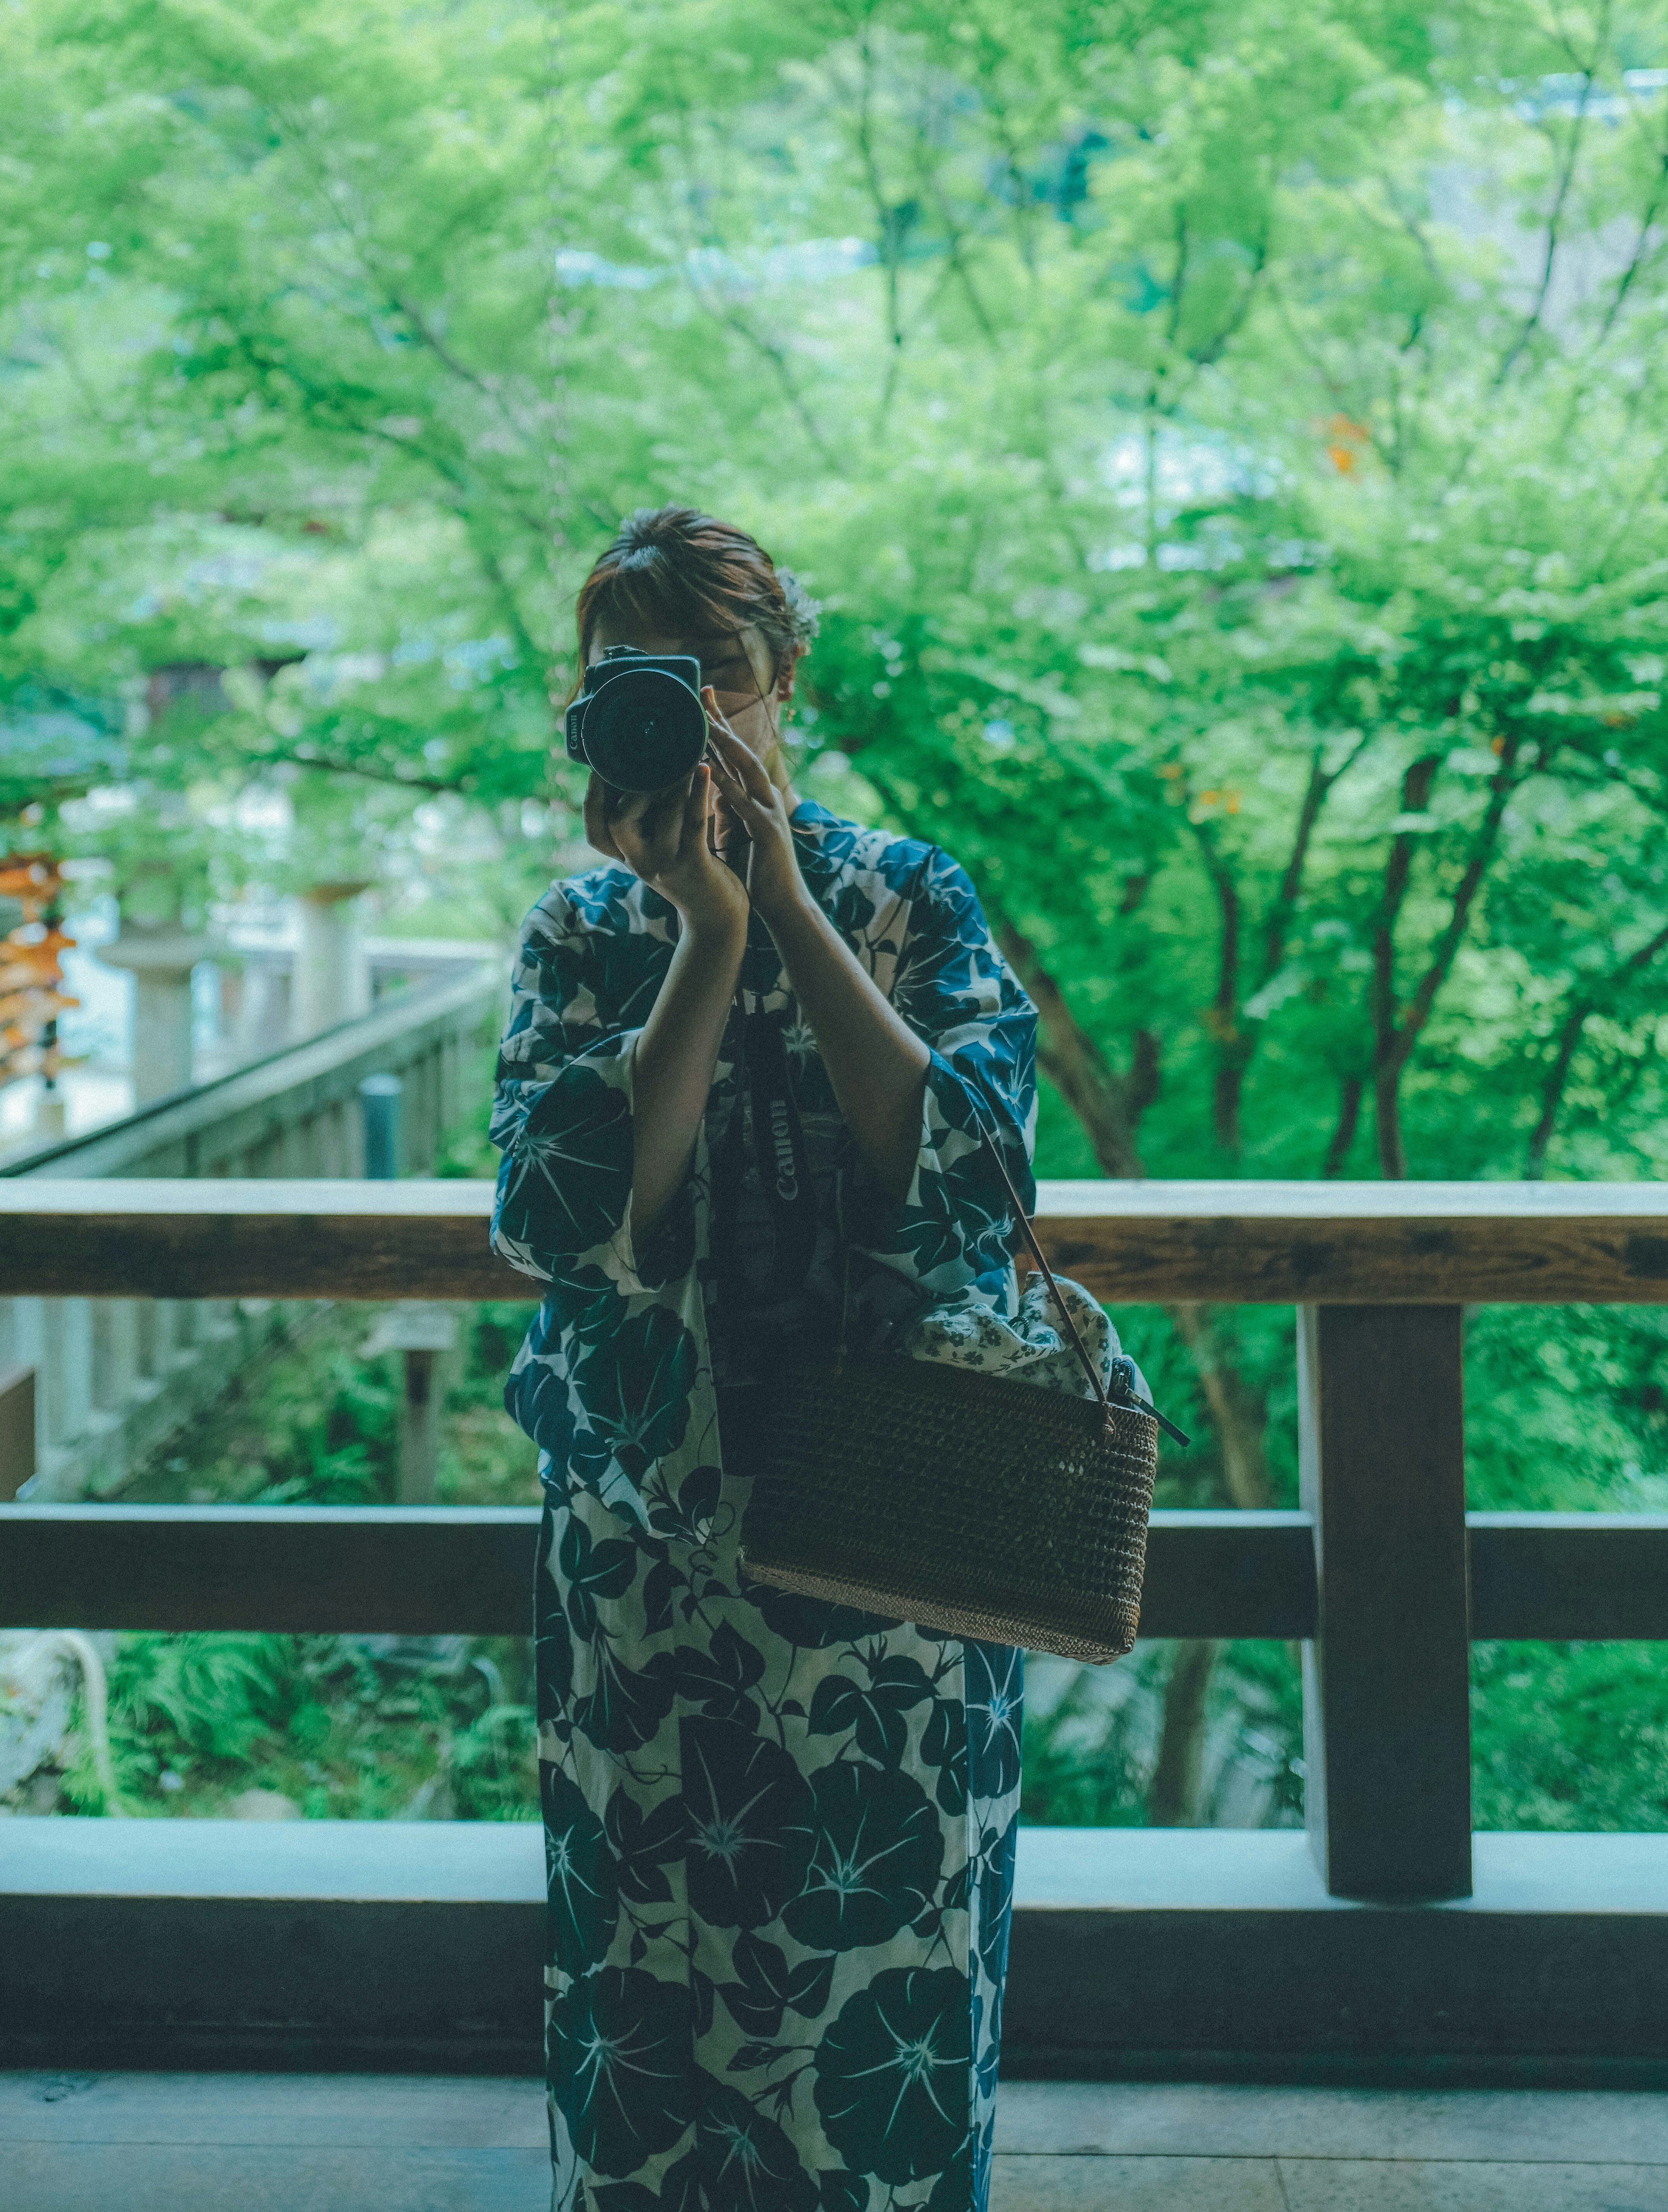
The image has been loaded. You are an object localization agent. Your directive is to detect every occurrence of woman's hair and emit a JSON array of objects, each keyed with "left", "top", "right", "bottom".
[{"left": 574, "top": 506, "right": 820, "bottom": 682}]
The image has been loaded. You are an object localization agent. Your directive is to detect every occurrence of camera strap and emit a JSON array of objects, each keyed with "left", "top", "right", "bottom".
[{"left": 713, "top": 1001, "right": 819, "bottom": 1306}]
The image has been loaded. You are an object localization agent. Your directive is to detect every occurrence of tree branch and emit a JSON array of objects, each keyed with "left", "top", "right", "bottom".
[
  {"left": 1372, "top": 736, "right": 1526, "bottom": 1175},
  {"left": 1594, "top": 139, "right": 1668, "bottom": 345},
  {"left": 1188, "top": 816, "right": 1247, "bottom": 1156},
  {"left": 991, "top": 910, "right": 1149, "bottom": 1177},
  {"left": 237, "top": 746, "right": 477, "bottom": 795},
  {"left": 1399, "top": 735, "right": 1525, "bottom": 1045},
  {"left": 1526, "top": 915, "right": 1668, "bottom": 1175},
  {"left": 709, "top": 303, "right": 837, "bottom": 466},
  {"left": 1255, "top": 731, "right": 1370, "bottom": 991},
  {"left": 1367, "top": 753, "right": 1440, "bottom": 1176},
  {"left": 1495, "top": 45, "right": 1602, "bottom": 385}
]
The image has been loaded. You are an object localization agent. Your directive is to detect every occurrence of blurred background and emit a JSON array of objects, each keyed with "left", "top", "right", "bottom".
[{"left": 3, "top": 0, "right": 1668, "bottom": 1841}]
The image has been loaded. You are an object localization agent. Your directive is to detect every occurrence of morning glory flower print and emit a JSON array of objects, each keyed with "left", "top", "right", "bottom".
[
  {"left": 490, "top": 801, "right": 1036, "bottom": 2211},
  {"left": 782, "top": 1015, "right": 819, "bottom": 1065},
  {"left": 681, "top": 1718, "right": 817, "bottom": 1930},
  {"left": 543, "top": 1764, "right": 619, "bottom": 1979},
  {"left": 784, "top": 1763, "right": 945, "bottom": 1953},
  {"left": 814, "top": 1968, "right": 973, "bottom": 2183},
  {"left": 966, "top": 1642, "right": 1025, "bottom": 1802},
  {"left": 696, "top": 2075, "right": 821, "bottom": 2212},
  {"left": 548, "top": 1965, "right": 695, "bottom": 2177}
]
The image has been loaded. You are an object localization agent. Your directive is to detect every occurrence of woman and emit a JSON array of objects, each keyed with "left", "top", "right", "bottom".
[{"left": 491, "top": 505, "right": 1037, "bottom": 2212}]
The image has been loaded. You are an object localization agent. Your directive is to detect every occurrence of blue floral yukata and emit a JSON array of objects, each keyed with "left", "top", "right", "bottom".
[{"left": 490, "top": 799, "right": 1038, "bottom": 2212}]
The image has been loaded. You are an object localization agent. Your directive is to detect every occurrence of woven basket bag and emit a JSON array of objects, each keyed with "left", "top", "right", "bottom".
[{"left": 738, "top": 1125, "right": 1168, "bottom": 1663}]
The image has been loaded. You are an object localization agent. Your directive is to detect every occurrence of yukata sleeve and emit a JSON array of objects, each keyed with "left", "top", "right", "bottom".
[
  {"left": 858, "top": 845, "right": 1038, "bottom": 1298},
  {"left": 489, "top": 883, "right": 676, "bottom": 1286}
]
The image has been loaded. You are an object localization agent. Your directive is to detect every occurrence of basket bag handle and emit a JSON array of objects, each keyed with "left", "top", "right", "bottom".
[{"left": 966, "top": 1109, "right": 1190, "bottom": 1446}]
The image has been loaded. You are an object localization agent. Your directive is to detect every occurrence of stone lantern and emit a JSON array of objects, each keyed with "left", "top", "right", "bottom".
[
  {"left": 293, "top": 880, "right": 374, "bottom": 1038},
  {"left": 99, "top": 923, "right": 227, "bottom": 1104}
]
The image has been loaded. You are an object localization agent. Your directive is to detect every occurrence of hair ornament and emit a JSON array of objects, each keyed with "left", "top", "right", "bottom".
[{"left": 776, "top": 565, "right": 822, "bottom": 645}]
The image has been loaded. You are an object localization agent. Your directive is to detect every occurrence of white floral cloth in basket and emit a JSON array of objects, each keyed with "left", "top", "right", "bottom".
[{"left": 897, "top": 1271, "right": 1151, "bottom": 1406}]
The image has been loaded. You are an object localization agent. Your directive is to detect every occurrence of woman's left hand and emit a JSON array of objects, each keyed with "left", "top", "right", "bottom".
[{"left": 703, "top": 690, "right": 808, "bottom": 927}]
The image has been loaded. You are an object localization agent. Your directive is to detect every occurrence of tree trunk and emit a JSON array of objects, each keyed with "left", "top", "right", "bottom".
[
  {"left": 1525, "top": 919, "right": 1668, "bottom": 1176},
  {"left": 1163, "top": 1304, "right": 1272, "bottom": 1509},
  {"left": 1526, "top": 1008, "right": 1587, "bottom": 1178},
  {"left": 1149, "top": 1637, "right": 1221, "bottom": 1824},
  {"left": 992, "top": 915, "right": 1148, "bottom": 1177},
  {"left": 1213, "top": 1055, "right": 1248, "bottom": 1161},
  {"left": 1322, "top": 1075, "right": 1364, "bottom": 1177},
  {"left": 1373, "top": 1055, "right": 1408, "bottom": 1180}
]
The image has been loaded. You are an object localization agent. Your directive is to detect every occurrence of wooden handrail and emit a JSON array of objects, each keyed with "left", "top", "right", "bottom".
[
  {"left": 0, "top": 1181, "right": 515, "bottom": 1300},
  {"left": 8, "top": 1178, "right": 1668, "bottom": 1910},
  {"left": 1, "top": 971, "right": 496, "bottom": 1181},
  {"left": 7, "top": 1175, "right": 1668, "bottom": 1301}
]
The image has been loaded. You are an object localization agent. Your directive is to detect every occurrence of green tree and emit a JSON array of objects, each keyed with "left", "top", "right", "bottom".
[{"left": 7, "top": 0, "right": 1668, "bottom": 1828}]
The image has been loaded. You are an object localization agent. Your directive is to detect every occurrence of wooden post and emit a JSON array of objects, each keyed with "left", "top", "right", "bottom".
[
  {"left": 1298, "top": 1303, "right": 1473, "bottom": 1901},
  {"left": 0, "top": 1365, "right": 36, "bottom": 1500},
  {"left": 400, "top": 1347, "right": 441, "bottom": 1505},
  {"left": 47, "top": 1298, "right": 93, "bottom": 1449}
]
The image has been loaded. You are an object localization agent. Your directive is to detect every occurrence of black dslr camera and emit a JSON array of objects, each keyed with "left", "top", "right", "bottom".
[{"left": 565, "top": 647, "right": 708, "bottom": 792}]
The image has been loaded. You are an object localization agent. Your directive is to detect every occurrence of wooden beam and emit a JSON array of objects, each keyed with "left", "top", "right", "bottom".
[
  {"left": 6, "top": 1504, "right": 1664, "bottom": 1644},
  {"left": 1299, "top": 1306, "right": 1473, "bottom": 1904},
  {"left": 0, "top": 1505, "right": 1318, "bottom": 1640},
  {"left": 1470, "top": 1513, "right": 1668, "bottom": 1640},
  {"left": 0, "top": 1505, "right": 540, "bottom": 1635},
  {"left": 10, "top": 1177, "right": 1668, "bottom": 1302},
  {"left": 1136, "top": 1512, "right": 1315, "bottom": 1638},
  {"left": 9, "top": 1825, "right": 1668, "bottom": 2080}
]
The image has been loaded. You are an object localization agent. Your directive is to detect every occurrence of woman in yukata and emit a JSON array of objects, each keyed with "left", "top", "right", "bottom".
[{"left": 490, "top": 504, "right": 1039, "bottom": 2212}]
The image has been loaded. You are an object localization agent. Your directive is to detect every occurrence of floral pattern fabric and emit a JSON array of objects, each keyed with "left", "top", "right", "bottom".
[
  {"left": 899, "top": 1275, "right": 1148, "bottom": 1406},
  {"left": 491, "top": 799, "right": 1038, "bottom": 2212}
]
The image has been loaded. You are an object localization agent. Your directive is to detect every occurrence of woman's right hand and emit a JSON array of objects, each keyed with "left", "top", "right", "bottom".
[{"left": 586, "top": 766, "right": 748, "bottom": 939}]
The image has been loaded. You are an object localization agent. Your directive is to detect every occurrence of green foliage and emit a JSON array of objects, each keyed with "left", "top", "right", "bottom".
[
  {"left": 1473, "top": 1642, "right": 1668, "bottom": 1831},
  {"left": 7, "top": 0, "right": 1668, "bottom": 1829},
  {"left": 1022, "top": 1640, "right": 1306, "bottom": 1828},
  {"left": 36, "top": 1266, "right": 544, "bottom": 1821},
  {"left": 62, "top": 1631, "right": 538, "bottom": 1822},
  {"left": 1021, "top": 1663, "right": 1152, "bottom": 1828}
]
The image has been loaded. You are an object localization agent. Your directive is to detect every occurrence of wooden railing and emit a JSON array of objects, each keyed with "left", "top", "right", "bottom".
[
  {"left": 3, "top": 1177, "right": 1668, "bottom": 1914},
  {"left": 0, "top": 974, "right": 496, "bottom": 1499}
]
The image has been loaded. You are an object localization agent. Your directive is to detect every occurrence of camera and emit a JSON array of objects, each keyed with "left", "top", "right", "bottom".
[{"left": 564, "top": 647, "right": 708, "bottom": 792}]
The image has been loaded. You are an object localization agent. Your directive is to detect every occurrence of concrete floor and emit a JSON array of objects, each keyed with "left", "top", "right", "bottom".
[{"left": 3, "top": 2072, "right": 1668, "bottom": 2210}]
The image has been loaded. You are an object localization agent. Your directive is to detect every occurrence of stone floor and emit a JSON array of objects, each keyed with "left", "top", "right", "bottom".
[{"left": 3, "top": 2072, "right": 1668, "bottom": 2210}]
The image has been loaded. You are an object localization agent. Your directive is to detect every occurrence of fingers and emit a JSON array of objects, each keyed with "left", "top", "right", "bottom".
[
  {"left": 680, "top": 763, "right": 714, "bottom": 857},
  {"left": 606, "top": 770, "right": 696, "bottom": 877},
  {"left": 711, "top": 781, "right": 746, "bottom": 848},
  {"left": 583, "top": 774, "right": 623, "bottom": 860},
  {"left": 612, "top": 796, "right": 669, "bottom": 879},
  {"left": 703, "top": 690, "right": 777, "bottom": 807},
  {"left": 618, "top": 815, "right": 680, "bottom": 886}
]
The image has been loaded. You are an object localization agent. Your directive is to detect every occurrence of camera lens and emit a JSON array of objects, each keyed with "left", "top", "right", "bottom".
[{"left": 582, "top": 668, "right": 708, "bottom": 792}]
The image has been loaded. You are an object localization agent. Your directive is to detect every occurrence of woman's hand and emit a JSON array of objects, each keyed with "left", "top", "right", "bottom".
[
  {"left": 703, "top": 692, "right": 808, "bottom": 928},
  {"left": 586, "top": 763, "right": 747, "bottom": 942}
]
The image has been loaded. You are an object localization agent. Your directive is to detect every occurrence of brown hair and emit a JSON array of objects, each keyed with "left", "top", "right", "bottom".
[{"left": 573, "top": 506, "right": 820, "bottom": 683}]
